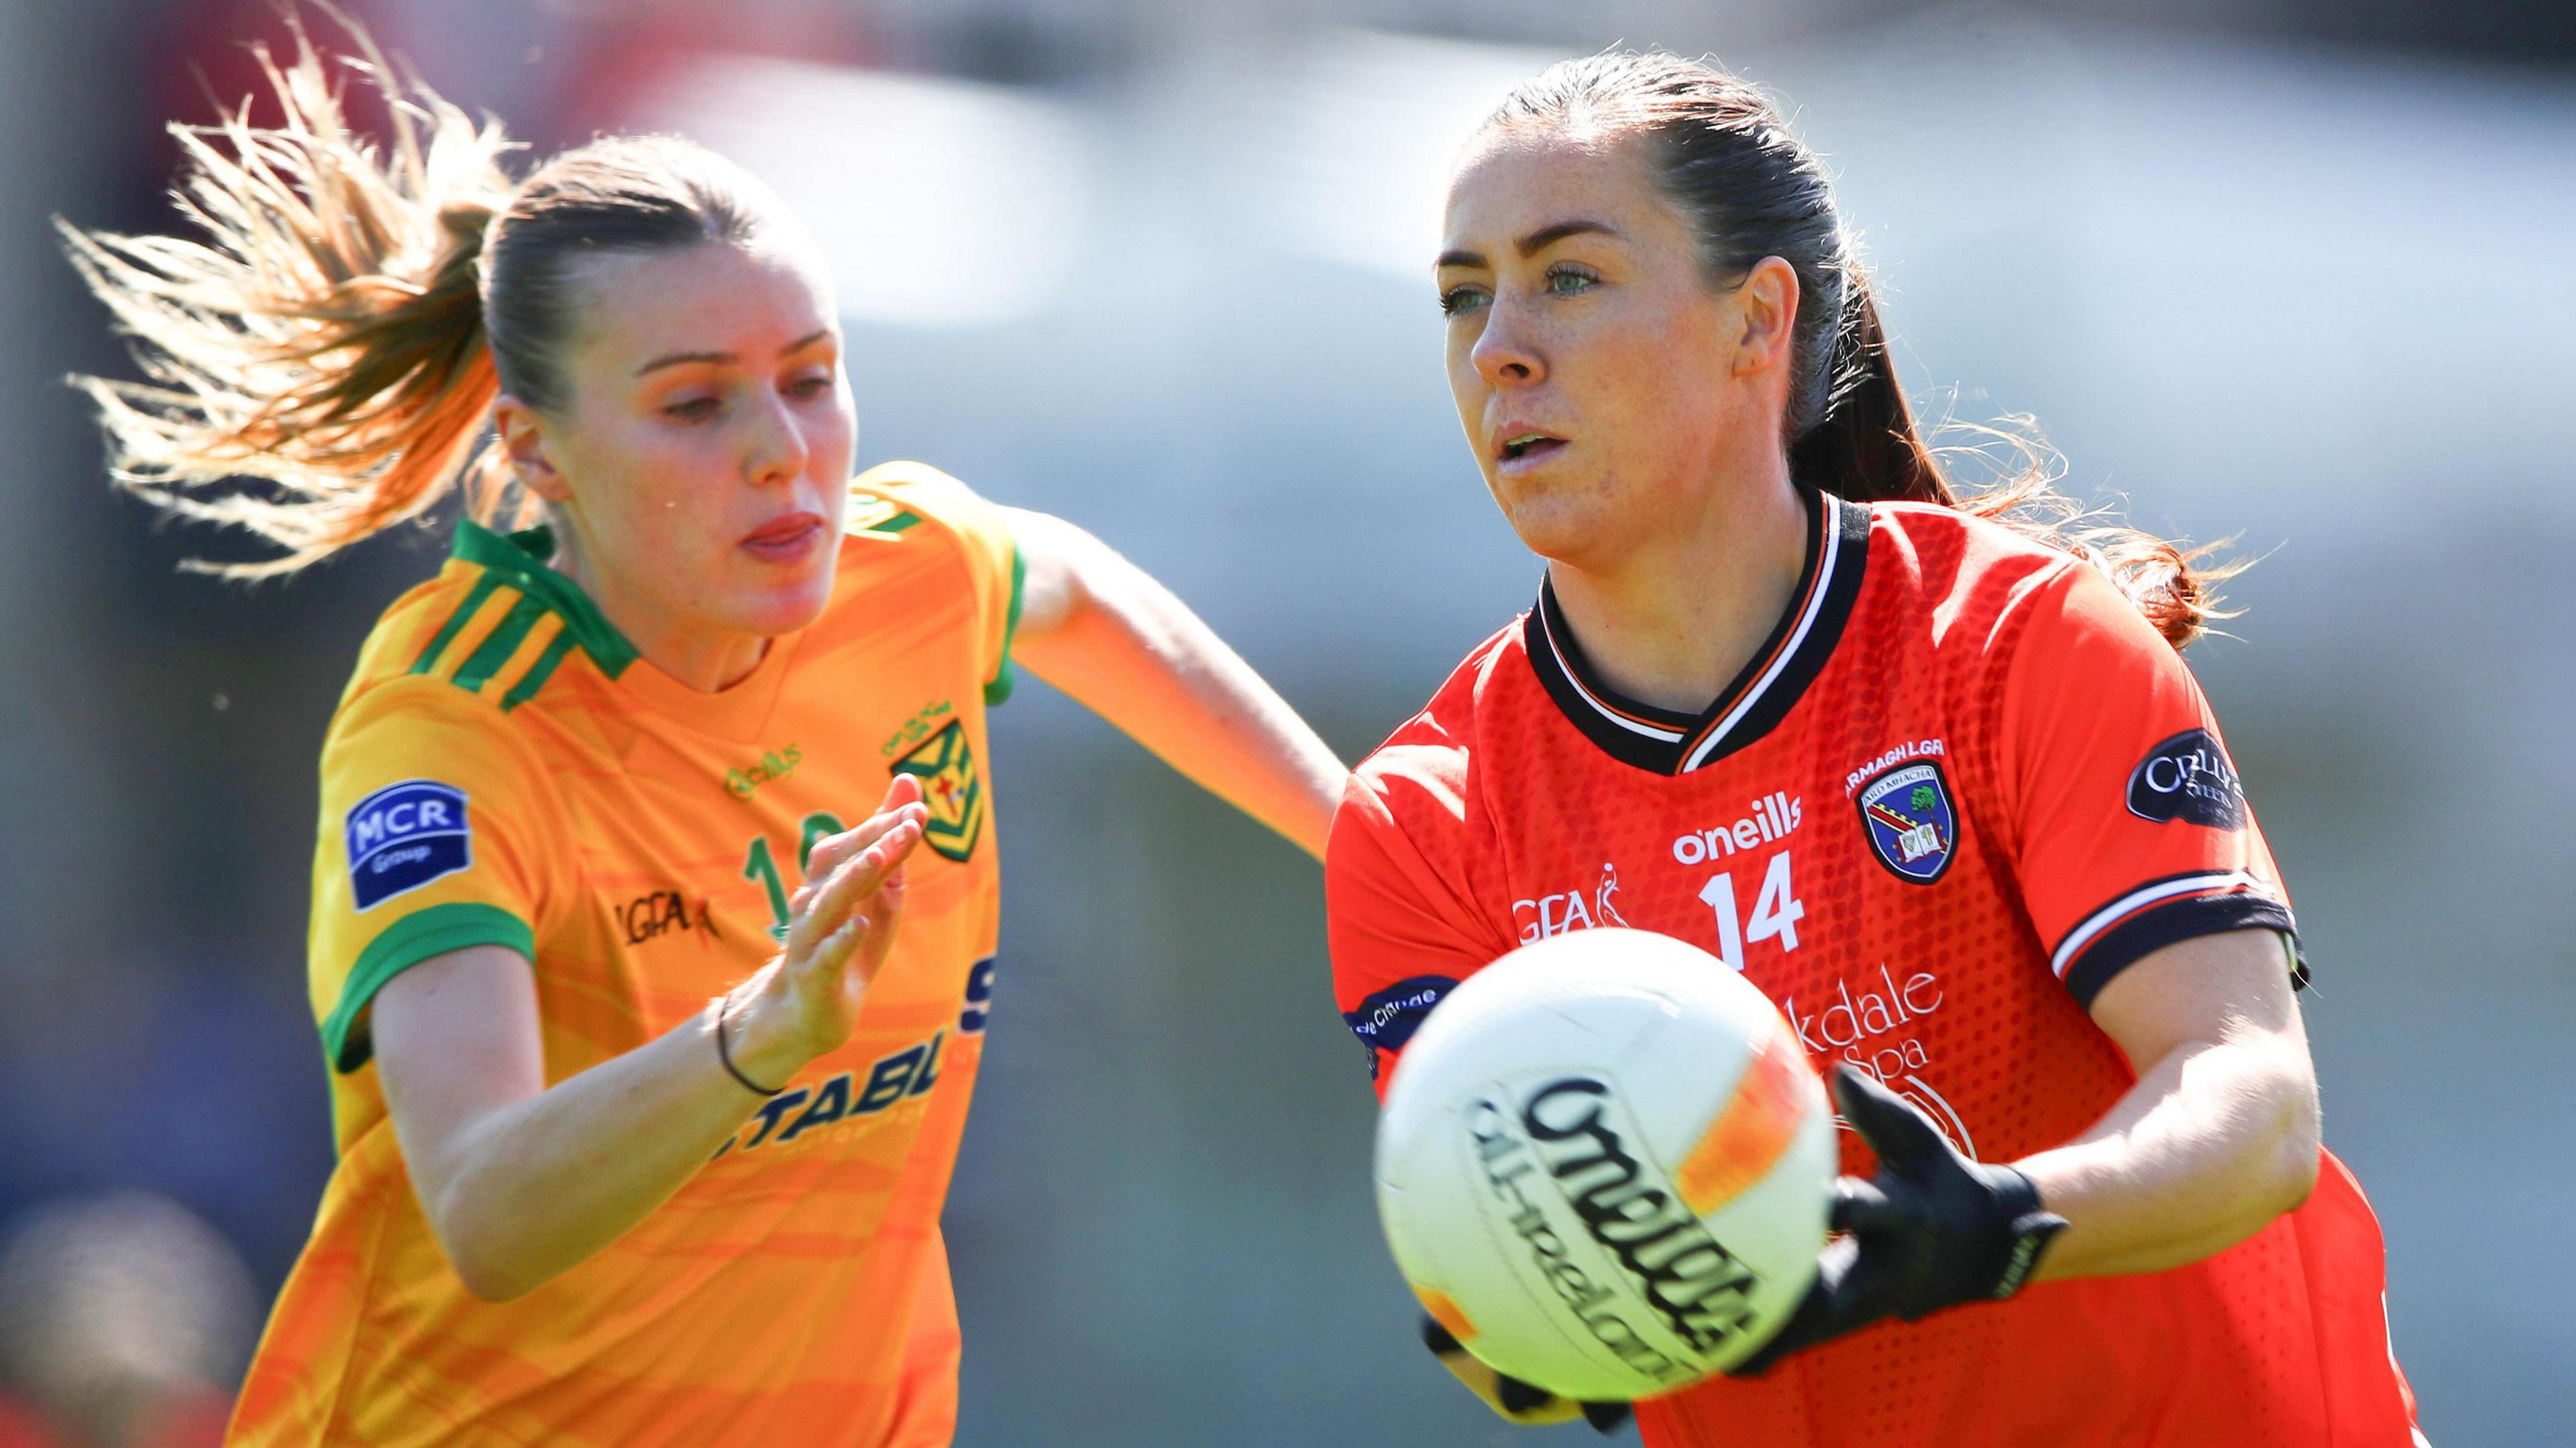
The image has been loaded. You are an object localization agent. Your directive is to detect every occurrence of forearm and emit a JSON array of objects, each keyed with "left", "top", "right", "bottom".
[
  {"left": 1015, "top": 553, "right": 1344, "bottom": 858},
  {"left": 2016, "top": 1029, "right": 2320, "bottom": 1280},
  {"left": 410, "top": 1002, "right": 764, "bottom": 1300}
]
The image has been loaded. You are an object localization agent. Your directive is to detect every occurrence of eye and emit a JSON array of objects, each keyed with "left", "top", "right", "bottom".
[
  {"left": 1439, "top": 284, "right": 1491, "bottom": 318},
  {"left": 661, "top": 394, "right": 721, "bottom": 423},
  {"left": 1544, "top": 263, "right": 1601, "bottom": 296},
  {"left": 784, "top": 370, "right": 835, "bottom": 401}
]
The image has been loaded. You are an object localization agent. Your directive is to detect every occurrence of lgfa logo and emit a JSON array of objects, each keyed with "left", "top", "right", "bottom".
[{"left": 1513, "top": 862, "right": 1629, "bottom": 943}]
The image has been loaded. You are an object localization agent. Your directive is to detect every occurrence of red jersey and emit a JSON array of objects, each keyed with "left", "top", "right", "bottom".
[{"left": 1328, "top": 494, "right": 2422, "bottom": 1447}]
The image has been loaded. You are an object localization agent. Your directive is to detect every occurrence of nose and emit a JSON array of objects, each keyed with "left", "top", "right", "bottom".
[
  {"left": 1469, "top": 294, "right": 1545, "bottom": 389},
  {"left": 743, "top": 387, "right": 810, "bottom": 490}
]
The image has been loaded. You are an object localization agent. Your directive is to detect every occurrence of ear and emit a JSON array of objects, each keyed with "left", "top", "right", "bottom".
[
  {"left": 1731, "top": 256, "right": 1801, "bottom": 378},
  {"left": 492, "top": 396, "right": 571, "bottom": 504}
]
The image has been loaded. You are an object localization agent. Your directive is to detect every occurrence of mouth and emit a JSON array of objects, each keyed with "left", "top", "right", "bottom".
[
  {"left": 740, "top": 511, "right": 826, "bottom": 562},
  {"left": 1496, "top": 430, "right": 1568, "bottom": 467}
]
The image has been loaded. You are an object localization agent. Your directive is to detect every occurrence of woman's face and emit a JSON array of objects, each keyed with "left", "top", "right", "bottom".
[
  {"left": 503, "top": 237, "right": 858, "bottom": 645},
  {"left": 1438, "top": 126, "right": 1790, "bottom": 569}
]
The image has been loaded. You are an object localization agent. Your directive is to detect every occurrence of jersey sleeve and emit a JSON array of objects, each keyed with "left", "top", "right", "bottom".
[
  {"left": 1994, "top": 561, "right": 2298, "bottom": 1011},
  {"left": 853, "top": 463, "right": 1025, "bottom": 705},
  {"left": 309, "top": 681, "right": 561, "bottom": 1073},
  {"left": 1325, "top": 744, "right": 1518, "bottom": 1099}
]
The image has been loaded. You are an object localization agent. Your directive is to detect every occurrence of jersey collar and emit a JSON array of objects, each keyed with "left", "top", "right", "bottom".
[
  {"left": 451, "top": 519, "right": 641, "bottom": 679},
  {"left": 1522, "top": 490, "right": 1871, "bottom": 775}
]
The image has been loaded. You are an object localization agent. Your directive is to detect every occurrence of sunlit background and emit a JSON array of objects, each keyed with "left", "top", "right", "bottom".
[{"left": 2, "top": 1, "right": 2571, "bottom": 1443}]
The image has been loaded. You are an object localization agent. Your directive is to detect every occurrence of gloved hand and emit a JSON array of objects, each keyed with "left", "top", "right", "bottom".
[
  {"left": 1733, "top": 1063, "right": 2066, "bottom": 1376},
  {"left": 1421, "top": 1316, "right": 1631, "bottom": 1433}
]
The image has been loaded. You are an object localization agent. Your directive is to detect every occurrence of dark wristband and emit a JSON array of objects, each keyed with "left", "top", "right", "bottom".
[
  {"left": 1986, "top": 1168, "right": 2065, "bottom": 1300},
  {"left": 714, "top": 1002, "right": 783, "bottom": 1097}
]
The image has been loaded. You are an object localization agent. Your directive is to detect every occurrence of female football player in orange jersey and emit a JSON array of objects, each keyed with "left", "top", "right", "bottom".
[
  {"left": 1327, "top": 52, "right": 2425, "bottom": 1445},
  {"left": 63, "top": 21, "right": 1342, "bottom": 1448}
]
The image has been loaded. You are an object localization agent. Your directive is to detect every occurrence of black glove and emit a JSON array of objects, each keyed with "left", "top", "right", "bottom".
[
  {"left": 1733, "top": 1063, "right": 2065, "bottom": 1376},
  {"left": 1420, "top": 1316, "right": 1632, "bottom": 1433}
]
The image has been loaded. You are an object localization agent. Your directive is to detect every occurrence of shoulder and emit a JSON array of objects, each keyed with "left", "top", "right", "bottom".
[
  {"left": 1338, "top": 618, "right": 1527, "bottom": 860},
  {"left": 847, "top": 461, "right": 1008, "bottom": 547},
  {"left": 1860, "top": 500, "right": 2100, "bottom": 658}
]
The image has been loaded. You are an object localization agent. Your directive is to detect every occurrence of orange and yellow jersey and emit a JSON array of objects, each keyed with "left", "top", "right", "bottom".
[
  {"left": 229, "top": 462, "right": 1022, "bottom": 1448},
  {"left": 1329, "top": 494, "right": 2424, "bottom": 1447}
]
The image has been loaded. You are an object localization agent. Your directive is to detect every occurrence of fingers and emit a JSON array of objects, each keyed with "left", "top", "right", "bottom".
[
  {"left": 1419, "top": 1315, "right": 1583, "bottom": 1426},
  {"left": 879, "top": 771, "right": 924, "bottom": 812},
  {"left": 1831, "top": 1177, "right": 1903, "bottom": 1235},
  {"left": 801, "top": 797, "right": 931, "bottom": 889},
  {"left": 1729, "top": 1235, "right": 1862, "bottom": 1378},
  {"left": 1830, "top": 1063, "right": 1953, "bottom": 1176},
  {"left": 786, "top": 819, "right": 924, "bottom": 964}
]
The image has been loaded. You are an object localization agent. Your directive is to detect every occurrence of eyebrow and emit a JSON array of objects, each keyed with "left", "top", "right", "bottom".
[
  {"left": 1435, "top": 219, "right": 1623, "bottom": 270},
  {"left": 635, "top": 329, "right": 835, "bottom": 377}
]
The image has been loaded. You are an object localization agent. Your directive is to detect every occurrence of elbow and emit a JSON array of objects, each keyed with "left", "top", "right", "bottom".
[
  {"left": 2254, "top": 1066, "right": 2322, "bottom": 1221},
  {"left": 451, "top": 1254, "right": 541, "bottom": 1304},
  {"left": 425, "top": 1196, "right": 551, "bottom": 1302}
]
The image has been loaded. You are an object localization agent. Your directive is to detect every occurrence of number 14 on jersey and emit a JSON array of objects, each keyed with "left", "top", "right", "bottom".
[{"left": 1698, "top": 850, "right": 1803, "bottom": 971}]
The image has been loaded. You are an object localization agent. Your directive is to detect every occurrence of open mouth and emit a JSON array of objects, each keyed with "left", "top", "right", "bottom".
[{"left": 1499, "top": 432, "right": 1566, "bottom": 465}]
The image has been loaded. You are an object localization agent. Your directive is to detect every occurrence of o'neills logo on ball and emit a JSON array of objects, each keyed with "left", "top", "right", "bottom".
[
  {"left": 1472, "top": 1076, "right": 1765, "bottom": 1371},
  {"left": 1470, "top": 1094, "right": 1695, "bottom": 1386}
]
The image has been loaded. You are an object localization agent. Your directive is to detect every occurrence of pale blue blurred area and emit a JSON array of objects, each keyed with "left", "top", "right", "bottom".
[{"left": 0, "top": 2, "right": 2567, "bottom": 1445}]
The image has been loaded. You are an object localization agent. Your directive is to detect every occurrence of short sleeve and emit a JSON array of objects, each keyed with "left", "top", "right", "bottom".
[
  {"left": 310, "top": 682, "right": 557, "bottom": 1073},
  {"left": 1325, "top": 748, "right": 1517, "bottom": 1099},
  {"left": 851, "top": 463, "right": 1025, "bottom": 706},
  {"left": 1996, "top": 563, "right": 2298, "bottom": 1011}
]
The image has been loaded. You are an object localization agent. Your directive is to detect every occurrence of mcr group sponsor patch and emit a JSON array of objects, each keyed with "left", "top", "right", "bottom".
[
  {"left": 889, "top": 718, "right": 984, "bottom": 862},
  {"left": 345, "top": 779, "right": 472, "bottom": 910},
  {"left": 2126, "top": 728, "right": 2247, "bottom": 829},
  {"left": 1856, "top": 760, "right": 1957, "bottom": 884}
]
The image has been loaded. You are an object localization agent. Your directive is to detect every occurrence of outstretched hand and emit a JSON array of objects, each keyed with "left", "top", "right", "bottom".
[
  {"left": 1731, "top": 1064, "right": 2065, "bottom": 1376},
  {"left": 722, "top": 775, "right": 929, "bottom": 1088}
]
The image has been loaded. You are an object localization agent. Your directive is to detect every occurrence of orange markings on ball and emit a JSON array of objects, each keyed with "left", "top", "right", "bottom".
[{"left": 1676, "top": 1027, "right": 1812, "bottom": 1215}]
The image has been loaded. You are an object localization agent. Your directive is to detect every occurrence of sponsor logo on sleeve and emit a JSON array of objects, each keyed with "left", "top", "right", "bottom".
[
  {"left": 1855, "top": 760, "right": 1957, "bottom": 884},
  {"left": 345, "top": 780, "right": 472, "bottom": 910},
  {"left": 1342, "top": 974, "right": 1459, "bottom": 1078},
  {"left": 2125, "top": 728, "right": 2247, "bottom": 829}
]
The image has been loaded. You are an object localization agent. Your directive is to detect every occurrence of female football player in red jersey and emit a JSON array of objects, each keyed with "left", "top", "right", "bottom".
[
  {"left": 62, "top": 18, "right": 1342, "bottom": 1448},
  {"left": 1326, "top": 52, "right": 2426, "bottom": 1446}
]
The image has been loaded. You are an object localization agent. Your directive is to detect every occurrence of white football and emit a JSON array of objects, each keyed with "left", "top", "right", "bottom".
[{"left": 1374, "top": 928, "right": 1835, "bottom": 1401}]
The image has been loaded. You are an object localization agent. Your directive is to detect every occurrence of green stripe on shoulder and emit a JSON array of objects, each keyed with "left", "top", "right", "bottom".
[
  {"left": 500, "top": 628, "right": 580, "bottom": 713},
  {"left": 411, "top": 571, "right": 503, "bottom": 676},
  {"left": 449, "top": 520, "right": 641, "bottom": 679},
  {"left": 323, "top": 902, "right": 535, "bottom": 1072},
  {"left": 451, "top": 592, "right": 549, "bottom": 694}
]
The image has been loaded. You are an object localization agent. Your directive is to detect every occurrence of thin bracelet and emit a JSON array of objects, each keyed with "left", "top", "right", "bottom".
[{"left": 713, "top": 998, "right": 783, "bottom": 1097}]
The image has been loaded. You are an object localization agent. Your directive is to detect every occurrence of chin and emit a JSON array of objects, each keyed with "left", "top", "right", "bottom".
[
  {"left": 1495, "top": 486, "right": 1617, "bottom": 568},
  {"left": 730, "top": 565, "right": 841, "bottom": 638}
]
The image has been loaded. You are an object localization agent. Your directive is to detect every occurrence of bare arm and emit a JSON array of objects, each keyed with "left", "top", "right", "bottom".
[
  {"left": 373, "top": 779, "right": 928, "bottom": 1301},
  {"left": 2019, "top": 928, "right": 2321, "bottom": 1280},
  {"left": 1002, "top": 506, "right": 1345, "bottom": 859}
]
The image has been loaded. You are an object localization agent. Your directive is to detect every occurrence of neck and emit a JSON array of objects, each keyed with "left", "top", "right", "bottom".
[
  {"left": 550, "top": 526, "right": 769, "bottom": 693},
  {"left": 1546, "top": 457, "right": 1808, "bottom": 715}
]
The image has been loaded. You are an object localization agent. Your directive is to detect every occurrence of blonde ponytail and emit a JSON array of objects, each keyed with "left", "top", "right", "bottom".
[{"left": 60, "top": 15, "right": 514, "bottom": 577}]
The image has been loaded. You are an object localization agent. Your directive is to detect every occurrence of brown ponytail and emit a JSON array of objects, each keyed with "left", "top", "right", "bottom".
[
  {"left": 63, "top": 10, "right": 778, "bottom": 578},
  {"left": 1486, "top": 52, "right": 2233, "bottom": 649}
]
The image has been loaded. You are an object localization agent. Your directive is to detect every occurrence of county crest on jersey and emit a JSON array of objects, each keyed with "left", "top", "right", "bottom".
[{"left": 1326, "top": 492, "right": 2420, "bottom": 1448}]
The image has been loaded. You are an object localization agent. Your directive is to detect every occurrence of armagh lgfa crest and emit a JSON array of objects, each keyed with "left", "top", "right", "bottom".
[
  {"left": 1857, "top": 760, "right": 1956, "bottom": 884},
  {"left": 890, "top": 718, "right": 983, "bottom": 862}
]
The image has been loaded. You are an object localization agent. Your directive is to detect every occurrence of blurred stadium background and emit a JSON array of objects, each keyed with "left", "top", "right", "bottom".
[{"left": 1, "top": 0, "right": 2570, "bottom": 1443}]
